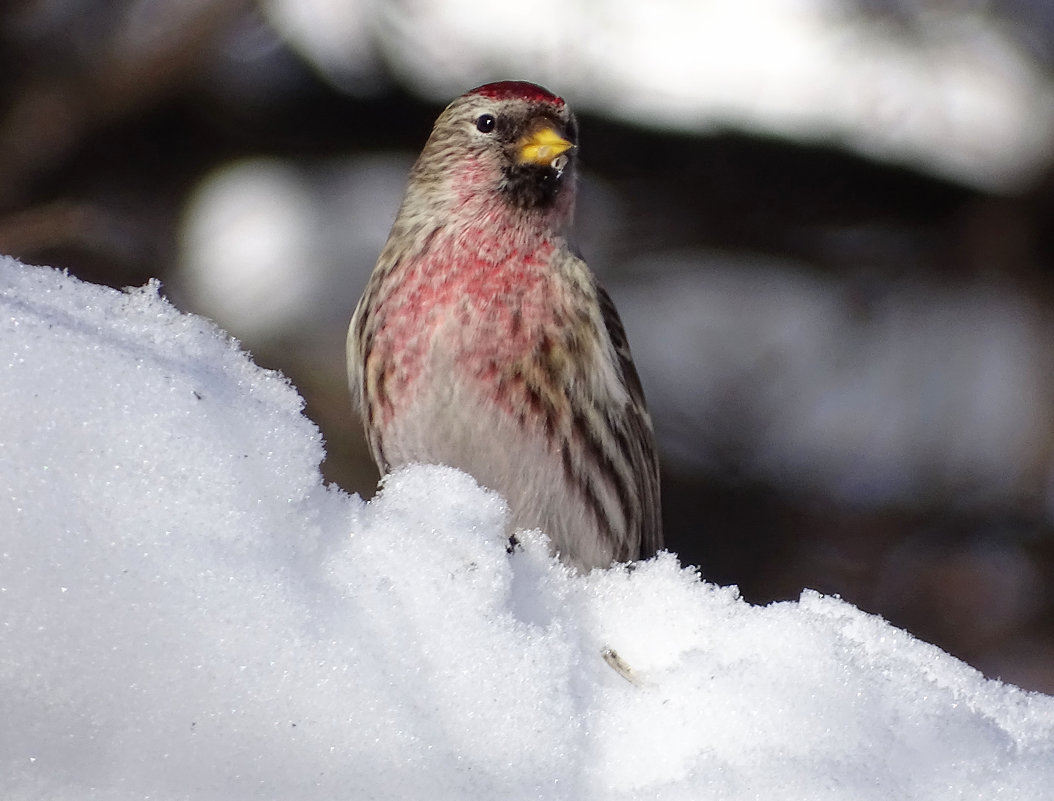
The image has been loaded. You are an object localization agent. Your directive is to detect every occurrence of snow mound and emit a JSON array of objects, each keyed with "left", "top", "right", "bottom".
[{"left": 2, "top": 256, "right": 1052, "bottom": 799}]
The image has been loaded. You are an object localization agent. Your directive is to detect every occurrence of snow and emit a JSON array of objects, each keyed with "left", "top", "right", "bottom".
[
  {"left": 2, "top": 255, "right": 1053, "bottom": 799},
  {"left": 177, "top": 156, "right": 411, "bottom": 341},
  {"left": 263, "top": 0, "right": 1054, "bottom": 191},
  {"left": 616, "top": 254, "right": 1054, "bottom": 510}
]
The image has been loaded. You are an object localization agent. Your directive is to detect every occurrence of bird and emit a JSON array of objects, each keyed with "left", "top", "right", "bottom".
[{"left": 347, "top": 80, "right": 661, "bottom": 571}]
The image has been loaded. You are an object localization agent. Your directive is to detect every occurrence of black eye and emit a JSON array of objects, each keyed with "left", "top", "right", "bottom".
[{"left": 475, "top": 114, "right": 496, "bottom": 133}]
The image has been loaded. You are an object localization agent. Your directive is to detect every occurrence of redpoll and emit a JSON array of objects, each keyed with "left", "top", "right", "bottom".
[{"left": 347, "top": 81, "right": 662, "bottom": 570}]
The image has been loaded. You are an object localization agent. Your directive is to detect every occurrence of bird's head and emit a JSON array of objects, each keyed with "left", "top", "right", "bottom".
[{"left": 410, "top": 81, "right": 579, "bottom": 226}]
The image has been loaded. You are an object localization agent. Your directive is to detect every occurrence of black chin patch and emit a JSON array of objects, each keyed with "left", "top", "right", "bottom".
[{"left": 502, "top": 162, "right": 567, "bottom": 210}]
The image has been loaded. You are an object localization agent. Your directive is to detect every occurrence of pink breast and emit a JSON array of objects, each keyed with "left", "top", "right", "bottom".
[{"left": 372, "top": 228, "right": 558, "bottom": 420}]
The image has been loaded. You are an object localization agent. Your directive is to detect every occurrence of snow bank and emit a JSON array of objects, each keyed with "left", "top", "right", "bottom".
[{"left": 2, "top": 256, "right": 1052, "bottom": 799}]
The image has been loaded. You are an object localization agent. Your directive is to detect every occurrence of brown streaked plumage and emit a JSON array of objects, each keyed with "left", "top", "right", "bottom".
[{"left": 347, "top": 81, "right": 661, "bottom": 571}]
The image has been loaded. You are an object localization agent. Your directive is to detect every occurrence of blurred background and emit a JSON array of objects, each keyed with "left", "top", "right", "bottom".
[{"left": 2, "top": 0, "right": 1053, "bottom": 692}]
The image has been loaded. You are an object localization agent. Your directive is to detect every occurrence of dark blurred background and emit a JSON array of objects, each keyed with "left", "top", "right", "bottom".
[{"left": 2, "top": 0, "right": 1053, "bottom": 692}]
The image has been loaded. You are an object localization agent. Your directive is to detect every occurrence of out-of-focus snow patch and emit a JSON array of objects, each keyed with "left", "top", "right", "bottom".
[
  {"left": 265, "top": 0, "right": 1054, "bottom": 190},
  {"left": 2, "top": 256, "right": 1053, "bottom": 800},
  {"left": 176, "top": 155, "right": 411, "bottom": 341},
  {"left": 178, "top": 159, "right": 318, "bottom": 339},
  {"left": 617, "top": 252, "right": 1054, "bottom": 510},
  {"left": 260, "top": 0, "right": 379, "bottom": 91}
]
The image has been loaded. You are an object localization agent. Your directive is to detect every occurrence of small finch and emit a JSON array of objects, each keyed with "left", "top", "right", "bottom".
[{"left": 347, "top": 81, "right": 662, "bottom": 570}]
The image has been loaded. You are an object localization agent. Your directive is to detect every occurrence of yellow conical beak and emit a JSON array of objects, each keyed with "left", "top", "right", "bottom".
[{"left": 517, "top": 126, "right": 575, "bottom": 166}]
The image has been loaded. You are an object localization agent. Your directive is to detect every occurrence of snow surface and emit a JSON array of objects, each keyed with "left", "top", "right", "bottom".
[{"left": 3, "top": 255, "right": 1054, "bottom": 799}]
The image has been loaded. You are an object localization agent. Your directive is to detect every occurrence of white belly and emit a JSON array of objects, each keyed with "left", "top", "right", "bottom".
[{"left": 379, "top": 359, "right": 615, "bottom": 572}]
